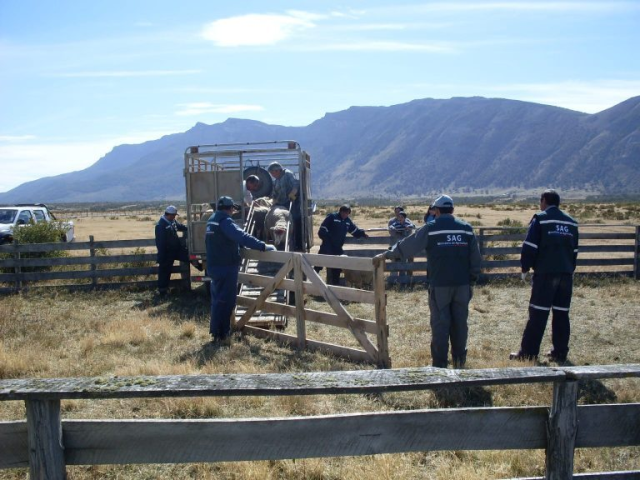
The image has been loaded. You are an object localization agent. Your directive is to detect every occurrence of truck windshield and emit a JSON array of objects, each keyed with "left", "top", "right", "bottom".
[{"left": 0, "top": 209, "right": 18, "bottom": 224}]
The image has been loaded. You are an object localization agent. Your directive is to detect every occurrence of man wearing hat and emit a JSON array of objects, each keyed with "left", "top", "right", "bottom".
[
  {"left": 385, "top": 194, "right": 482, "bottom": 368},
  {"left": 154, "top": 205, "right": 190, "bottom": 297},
  {"left": 205, "top": 196, "right": 276, "bottom": 344},
  {"left": 316, "top": 205, "right": 368, "bottom": 285},
  {"left": 267, "top": 161, "right": 303, "bottom": 250}
]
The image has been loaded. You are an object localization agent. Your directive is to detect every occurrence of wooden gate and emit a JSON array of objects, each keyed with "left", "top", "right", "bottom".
[{"left": 235, "top": 250, "right": 390, "bottom": 368}]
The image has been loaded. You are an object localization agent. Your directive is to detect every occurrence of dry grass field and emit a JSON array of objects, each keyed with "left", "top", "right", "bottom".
[{"left": 1, "top": 202, "right": 639, "bottom": 479}]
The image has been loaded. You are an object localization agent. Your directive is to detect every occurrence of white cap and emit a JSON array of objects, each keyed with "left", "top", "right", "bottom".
[
  {"left": 165, "top": 205, "right": 178, "bottom": 215},
  {"left": 432, "top": 195, "right": 454, "bottom": 208}
]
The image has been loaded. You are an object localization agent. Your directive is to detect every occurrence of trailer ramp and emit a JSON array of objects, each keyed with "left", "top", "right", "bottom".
[{"left": 236, "top": 205, "right": 288, "bottom": 330}]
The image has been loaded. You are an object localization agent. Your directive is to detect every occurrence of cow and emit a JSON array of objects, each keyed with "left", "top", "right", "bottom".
[{"left": 264, "top": 205, "right": 290, "bottom": 249}]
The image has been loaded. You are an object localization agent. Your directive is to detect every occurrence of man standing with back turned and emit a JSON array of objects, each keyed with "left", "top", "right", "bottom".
[
  {"left": 385, "top": 194, "right": 482, "bottom": 368},
  {"left": 205, "top": 196, "right": 276, "bottom": 345},
  {"left": 510, "top": 189, "right": 579, "bottom": 363}
]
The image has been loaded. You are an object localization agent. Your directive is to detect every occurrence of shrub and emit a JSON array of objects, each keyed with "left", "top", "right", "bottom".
[{"left": 1, "top": 221, "right": 69, "bottom": 273}]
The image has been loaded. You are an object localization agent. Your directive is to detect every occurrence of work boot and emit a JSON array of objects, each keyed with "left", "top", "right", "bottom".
[
  {"left": 509, "top": 351, "right": 537, "bottom": 362},
  {"left": 545, "top": 350, "right": 567, "bottom": 363}
]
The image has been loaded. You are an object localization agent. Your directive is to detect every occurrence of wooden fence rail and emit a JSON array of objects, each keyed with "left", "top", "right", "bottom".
[
  {"left": 0, "top": 237, "right": 189, "bottom": 294},
  {"left": 1, "top": 224, "right": 638, "bottom": 293},
  {"left": 344, "top": 225, "right": 640, "bottom": 284},
  {"left": 0, "top": 364, "right": 638, "bottom": 479}
]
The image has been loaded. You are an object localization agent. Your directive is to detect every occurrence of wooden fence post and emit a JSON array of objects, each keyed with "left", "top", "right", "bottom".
[
  {"left": 13, "top": 240, "right": 21, "bottom": 293},
  {"left": 26, "top": 398, "right": 66, "bottom": 480},
  {"left": 293, "top": 253, "right": 306, "bottom": 349},
  {"left": 373, "top": 254, "right": 391, "bottom": 368},
  {"left": 89, "top": 235, "right": 97, "bottom": 290},
  {"left": 634, "top": 226, "right": 639, "bottom": 281},
  {"left": 545, "top": 379, "right": 578, "bottom": 479}
]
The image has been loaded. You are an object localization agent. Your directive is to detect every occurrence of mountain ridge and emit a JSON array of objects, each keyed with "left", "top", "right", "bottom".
[{"left": 1, "top": 96, "right": 639, "bottom": 203}]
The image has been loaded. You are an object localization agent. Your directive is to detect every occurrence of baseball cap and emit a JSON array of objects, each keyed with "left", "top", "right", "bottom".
[
  {"left": 432, "top": 195, "right": 454, "bottom": 208},
  {"left": 267, "top": 162, "right": 283, "bottom": 172},
  {"left": 217, "top": 196, "right": 240, "bottom": 210},
  {"left": 165, "top": 205, "right": 178, "bottom": 215}
]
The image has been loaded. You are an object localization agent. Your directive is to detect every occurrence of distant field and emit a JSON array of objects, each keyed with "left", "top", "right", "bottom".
[{"left": 1, "top": 202, "right": 638, "bottom": 478}]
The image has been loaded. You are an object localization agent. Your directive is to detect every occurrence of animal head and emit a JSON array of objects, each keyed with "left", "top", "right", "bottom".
[{"left": 270, "top": 224, "right": 288, "bottom": 246}]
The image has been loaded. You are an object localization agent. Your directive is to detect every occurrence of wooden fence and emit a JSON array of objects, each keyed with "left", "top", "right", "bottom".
[
  {"left": 1, "top": 364, "right": 638, "bottom": 479},
  {"left": 237, "top": 249, "right": 390, "bottom": 368},
  {"left": 0, "top": 237, "right": 189, "bottom": 294},
  {"left": 344, "top": 225, "right": 640, "bottom": 285}
]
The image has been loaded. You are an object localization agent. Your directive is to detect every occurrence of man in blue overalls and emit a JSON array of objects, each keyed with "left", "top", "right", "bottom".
[
  {"left": 205, "top": 196, "right": 276, "bottom": 345},
  {"left": 510, "top": 189, "right": 579, "bottom": 363}
]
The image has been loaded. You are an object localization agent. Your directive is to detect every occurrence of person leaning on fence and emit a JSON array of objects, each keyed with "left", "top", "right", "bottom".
[
  {"left": 388, "top": 205, "right": 404, "bottom": 227},
  {"left": 205, "top": 196, "right": 276, "bottom": 346},
  {"left": 316, "top": 204, "right": 369, "bottom": 286},
  {"left": 267, "top": 162, "right": 303, "bottom": 251},
  {"left": 385, "top": 195, "right": 482, "bottom": 368},
  {"left": 388, "top": 211, "right": 416, "bottom": 245},
  {"left": 154, "top": 205, "right": 201, "bottom": 297},
  {"left": 510, "top": 189, "right": 579, "bottom": 364}
]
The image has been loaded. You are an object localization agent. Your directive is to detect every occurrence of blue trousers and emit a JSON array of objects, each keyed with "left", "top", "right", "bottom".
[
  {"left": 209, "top": 265, "right": 239, "bottom": 339},
  {"left": 157, "top": 248, "right": 189, "bottom": 292},
  {"left": 520, "top": 273, "right": 573, "bottom": 359}
]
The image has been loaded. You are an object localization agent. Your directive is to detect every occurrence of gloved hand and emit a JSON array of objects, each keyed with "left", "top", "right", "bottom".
[
  {"left": 521, "top": 271, "right": 530, "bottom": 283},
  {"left": 288, "top": 192, "right": 297, "bottom": 202},
  {"left": 363, "top": 233, "right": 369, "bottom": 238},
  {"left": 383, "top": 249, "right": 394, "bottom": 260},
  {"left": 265, "top": 245, "right": 277, "bottom": 252}
]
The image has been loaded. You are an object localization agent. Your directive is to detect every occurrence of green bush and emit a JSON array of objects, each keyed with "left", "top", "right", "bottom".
[{"left": 1, "top": 221, "right": 68, "bottom": 273}]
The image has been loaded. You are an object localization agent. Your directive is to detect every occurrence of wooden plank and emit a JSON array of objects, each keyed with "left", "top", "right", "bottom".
[
  {"left": 0, "top": 239, "right": 155, "bottom": 254},
  {"left": 7, "top": 266, "right": 158, "bottom": 282},
  {"left": 545, "top": 380, "right": 578, "bottom": 480},
  {"left": 301, "top": 255, "right": 379, "bottom": 362},
  {"left": 236, "top": 257, "right": 293, "bottom": 329},
  {"left": 344, "top": 236, "right": 396, "bottom": 245},
  {"left": 0, "top": 421, "right": 28, "bottom": 469},
  {"left": 303, "top": 253, "right": 375, "bottom": 271},
  {"left": 373, "top": 254, "right": 390, "bottom": 368},
  {"left": 0, "top": 253, "right": 156, "bottom": 268},
  {"left": 0, "top": 367, "right": 565, "bottom": 401},
  {"left": 559, "top": 364, "right": 640, "bottom": 380},
  {"left": 575, "top": 404, "right": 640, "bottom": 448},
  {"left": 26, "top": 399, "right": 66, "bottom": 479},
  {"left": 341, "top": 248, "right": 387, "bottom": 258},
  {"left": 579, "top": 245, "right": 635, "bottom": 253},
  {"left": 238, "top": 272, "right": 376, "bottom": 304},
  {"left": 60, "top": 407, "right": 548, "bottom": 465},
  {"left": 244, "top": 326, "right": 373, "bottom": 364},
  {"left": 293, "top": 253, "right": 306, "bottom": 349},
  {"left": 237, "top": 296, "right": 380, "bottom": 334},
  {"left": 516, "top": 472, "right": 640, "bottom": 480}
]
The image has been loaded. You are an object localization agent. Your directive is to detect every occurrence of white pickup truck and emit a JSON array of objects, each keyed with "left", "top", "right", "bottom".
[{"left": 0, "top": 204, "right": 75, "bottom": 244}]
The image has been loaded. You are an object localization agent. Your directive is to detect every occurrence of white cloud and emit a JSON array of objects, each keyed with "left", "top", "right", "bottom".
[
  {"left": 175, "top": 103, "right": 264, "bottom": 116},
  {"left": 296, "top": 40, "right": 455, "bottom": 53},
  {"left": 202, "top": 13, "right": 317, "bottom": 47},
  {"left": 0, "top": 135, "right": 37, "bottom": 142},
  {"left": 47, "top": 70, "right": 201, "bottom": 78}
]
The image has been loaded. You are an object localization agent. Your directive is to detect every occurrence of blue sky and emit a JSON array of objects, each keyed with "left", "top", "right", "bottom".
[{"left": 1, "top": 0, "right": 639, "bottom": 193}]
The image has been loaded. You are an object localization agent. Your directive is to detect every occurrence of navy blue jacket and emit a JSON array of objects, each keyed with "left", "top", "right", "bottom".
[
  {"left": 205, "top": 210, "right": 266, "bottom": 270},
  {"left": 318, "top": 212, "right": 367, "bottom": 255},
  {"left": 155, "top": 215, "right": 187, "bottom": 262},
  {"left": 521, "top": 206, "right": 579, "bottom": 274},
  {"left": 388, "top": 214, "right": 482, "bottom": 287}
]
